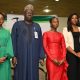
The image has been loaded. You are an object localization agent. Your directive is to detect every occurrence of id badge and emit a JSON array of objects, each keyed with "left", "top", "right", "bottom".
[{"left": 34, "top": 31, "right": 38, "bottom": 38}]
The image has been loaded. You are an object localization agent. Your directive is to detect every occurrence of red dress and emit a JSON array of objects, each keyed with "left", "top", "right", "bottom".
[{"left": 43, "top": 31, "right": 68, "bottom": 80}]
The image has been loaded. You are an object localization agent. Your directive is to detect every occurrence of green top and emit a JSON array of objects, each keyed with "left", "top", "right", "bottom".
[{"left": 0, "top": 27, "right": 14, "bottom": 80}]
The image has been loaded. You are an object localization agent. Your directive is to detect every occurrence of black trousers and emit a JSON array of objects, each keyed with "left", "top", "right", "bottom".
[{"left": 67, "top": 52, "right": 80, "bottom": 80}]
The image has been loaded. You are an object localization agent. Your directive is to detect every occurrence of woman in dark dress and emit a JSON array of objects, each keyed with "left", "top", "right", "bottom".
[{"left": 63, "top": 13, "right": 80, "bottom": 80}]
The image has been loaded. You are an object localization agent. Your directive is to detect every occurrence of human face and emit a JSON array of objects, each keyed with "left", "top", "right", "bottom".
[
  {"left": 24, "top": 10, "right": 33, "bottom": 22},
  {"left": 51, "top": 18, "right": 59, "bottom": 29},
  {"left": 71, "top": 15, "right": 78, "bottom": 25},
  {"left": 0, "top": 14, "right": 4, "bottom": 26}
]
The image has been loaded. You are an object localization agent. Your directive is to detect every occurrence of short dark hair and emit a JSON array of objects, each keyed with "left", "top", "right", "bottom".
[
  {"left": 49, "top": 16, "right": 58, "bottom": 23},
  {"left": 49, "top": 16, "right": 58, "bottom": 28},
  {"left": 0, "top": 12, "right": 7, "bottom": 20},
  {"left": 67, "top": 13, "right": 80, "bottom": 32}
]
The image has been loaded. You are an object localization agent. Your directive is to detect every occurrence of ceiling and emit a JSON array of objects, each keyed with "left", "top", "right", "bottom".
[{"left": 0, "top": 0, "right": 80, "bottom": 17}]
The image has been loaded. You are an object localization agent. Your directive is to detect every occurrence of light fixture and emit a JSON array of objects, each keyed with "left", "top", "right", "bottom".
[
  {"left": 55, "top": 0, "right": 59, "bottom": 1},
  {"left": 43, "top": 9, "right": 51, "bottom": 13},
  {"left": 43, "top": 6, "right": 51, "bottom": 13}
]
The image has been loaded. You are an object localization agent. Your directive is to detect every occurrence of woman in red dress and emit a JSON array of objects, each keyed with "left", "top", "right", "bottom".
[{"left": 43, "top": 16, "right": 68, "bottom": 80}]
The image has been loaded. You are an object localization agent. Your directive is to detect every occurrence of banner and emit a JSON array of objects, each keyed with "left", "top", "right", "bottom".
[{"left": 3, "top": 14, "right": 67, "bottom": 33}]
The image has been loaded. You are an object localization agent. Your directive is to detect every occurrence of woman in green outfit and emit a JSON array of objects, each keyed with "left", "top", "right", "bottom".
[{"left": 0, "top": 12, "right": 14, "bottom": 80}]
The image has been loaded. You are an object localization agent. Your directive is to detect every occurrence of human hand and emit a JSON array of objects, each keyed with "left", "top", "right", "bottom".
[
  {"left": 59, "top": 58, "right": 65, "bottom": 65},
  {"left": 39, "top": 59, "right": 44, "bottom": 66},
  {"left": 77, "top": 52, "right": 80, "bottom": 58},
  {"left": 12, "top": 57, "right": 17, "bottom": 67},
  {"left": 53, "top": 59, "right": 60, "bottom": 66},
  {"left": 0, "top": 57, "right": 6, "bottom": 63}
]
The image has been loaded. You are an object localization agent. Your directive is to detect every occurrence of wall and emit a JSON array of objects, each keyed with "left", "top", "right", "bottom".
[{"left": 3, "top": 14, "right": 68, "bottom": 33}]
